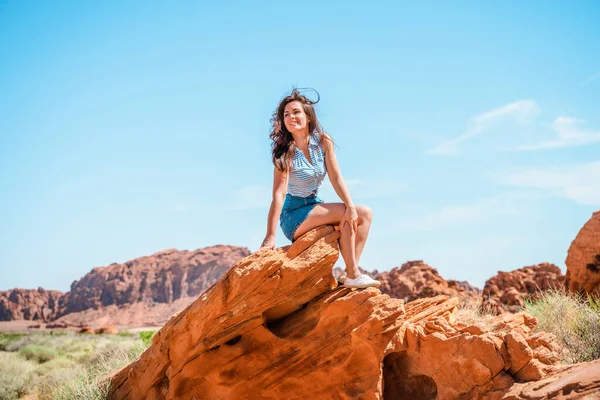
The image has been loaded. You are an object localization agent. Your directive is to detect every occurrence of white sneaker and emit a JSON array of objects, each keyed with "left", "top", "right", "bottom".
[
  {"left": 343, "top": 274, "right": 381, "bottom": 289},
  {"left": 337, "top": 271, "right": 348, "bottom": 284}
]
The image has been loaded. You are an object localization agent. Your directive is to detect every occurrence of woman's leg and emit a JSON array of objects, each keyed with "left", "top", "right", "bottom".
[
  {"left": 292, "top": 203, "right": 373, "bottom": 279},
  {"left": 354, "top": 205, "right": 374, "bottom": 266}
]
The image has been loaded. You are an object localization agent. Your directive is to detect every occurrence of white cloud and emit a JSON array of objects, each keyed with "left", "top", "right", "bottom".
[
  {"left": 427, "top": 100, "right": 540, "bottom": 155},
  {"left": 493, "top": 161, "right": 600, "bottom": 206},
  {"left": 516, "top": 117, "right": 600, "bottom": 150}
]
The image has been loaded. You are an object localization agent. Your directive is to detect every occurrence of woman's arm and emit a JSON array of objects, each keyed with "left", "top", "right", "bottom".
[
  {"left": 322, "top": 133, "right": 358, "bottom": 232},
  {"left": 261, "top": 165, "right": 288, "bottom": 249}
]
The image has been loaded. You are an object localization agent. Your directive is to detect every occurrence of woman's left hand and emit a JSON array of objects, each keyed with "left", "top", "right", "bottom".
[{"left": 340, "top": 206, "right": 358, "bottom": 233}]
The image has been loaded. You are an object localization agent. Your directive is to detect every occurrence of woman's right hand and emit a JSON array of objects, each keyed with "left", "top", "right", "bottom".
[{"left": 260, "top": 234, "right": 276, "bottom": 250}]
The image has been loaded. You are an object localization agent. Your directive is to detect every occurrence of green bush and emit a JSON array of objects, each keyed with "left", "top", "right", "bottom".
[
  {"left": 34, "top": 357, "right": 77, "bottom": 376},
  {"left": 0, "top": 333, "right": 25, "bottom": 351},
  {"left": 139, "top": 330, "right": 156, "bottom": 347},
  {"left": 37, "top": 367, "right": 109, "bottom": 400},
  {"left": 0, "top": 331, "right": 149, "bottom": 398},
  {"left": 40, "top": 341, "right": 146, "bottom": 400},
  {"left": 525, "top": 289, "right": 600, "bottom": 363},
  {"left": 0, "top": 351, "right": 36, "bottom": 400},
  {"left": 19, "top": 344, "right": 58, "bottom": 363}
]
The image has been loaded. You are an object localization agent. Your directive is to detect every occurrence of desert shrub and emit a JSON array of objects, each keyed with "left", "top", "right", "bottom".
[
  {"left": 454, "top": 295, "right": 497, "bottom": 328},
  {"left": 37, "top": 367, "right": 106, "bottom": 400},
  {"left": 0, "top": 333, "right": 25, "bottom": 351},
  {"left": 19, "top": 344, "right": 58, "bottom": 363},
  {"left": 139, "top": 330, "right": 156, "bottom": 347},
  {"left": 0, "top": 351, "right": 36, "bottom": 400},
  {"left": 5, "top": 332, "right": 71, "bottom": 352},
  {"left": 525, "top": 289, "right": 600, "bottom": 363},
  {"left": 40, "top": 341, "right": 145, "bottom": 400},
  {"left": 0, "top": 331, "right": 147, "bottom": 398},
  {"left": 34, "top": 357, "right": 77, "bottom": 376}
]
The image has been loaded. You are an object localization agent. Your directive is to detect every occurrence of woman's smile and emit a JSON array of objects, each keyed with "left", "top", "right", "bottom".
[{"left": 283, "top": 100, "right": 310, "bottom": 132}]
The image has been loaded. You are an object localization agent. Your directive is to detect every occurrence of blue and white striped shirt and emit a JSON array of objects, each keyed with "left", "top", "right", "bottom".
[{"left": 288, "top": 132, "right": 327, "bottom": 197}]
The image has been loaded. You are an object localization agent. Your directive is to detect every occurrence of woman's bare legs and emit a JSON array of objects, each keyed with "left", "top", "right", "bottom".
[
  {"left": 292, "top": 203, "right": 374, "bottom": 279},
  {"left": 338, "top": 219, "right": 359, "bottom": 278},
  {"left": 354, "top": 206, "right": 373, "bottom": 265}
]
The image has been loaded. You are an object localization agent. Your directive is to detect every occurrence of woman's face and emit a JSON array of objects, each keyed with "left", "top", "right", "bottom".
[{"left": 283, "top": 100, "right": 310, "bottom": 134}]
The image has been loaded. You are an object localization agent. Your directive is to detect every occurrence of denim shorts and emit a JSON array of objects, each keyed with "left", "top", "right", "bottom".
[{"left": 280, "top": 193, "right": 324, "bottom": 242}]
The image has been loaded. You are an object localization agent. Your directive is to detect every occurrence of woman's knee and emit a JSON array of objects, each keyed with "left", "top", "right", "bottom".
[{"left": 357, "top": 205, "right": 374, "bottom": 224}]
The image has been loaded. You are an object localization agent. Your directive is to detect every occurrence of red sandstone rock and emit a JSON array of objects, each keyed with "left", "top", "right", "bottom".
[
  {"left": 565, "top": 210, "right": 600, "bottom": 296},
  {"left": 482, "top": 263, "right": 565, "bottom": 314},
  {"left": 95, "top": 324, "right": 118, "bottom": 334},
  {"left": 79, "top": 325, "right": 94, "bottom": 334},
  {"left": 503, "top": 359, "right": 600, "bottom": 399},
  {"left": 60, "top": 245, "right": 250, "bottom": 315},
  {"left": 108, "top": 227, "right": 570, "bottom": 400},
  {"left": 0, "top": 287, "right": 64, "bottom": 321},
  {"left": 374, "top": 260, "right": 480, "bottom": 301},
  {"left": 1, "top": 246, "right": 250, "bottom": 327},
  {"left": 387, "top": 310, "right": 565, "bottom": 398},
  {"left": 45, "top": 322, "right": 68, "bottom": 329}
]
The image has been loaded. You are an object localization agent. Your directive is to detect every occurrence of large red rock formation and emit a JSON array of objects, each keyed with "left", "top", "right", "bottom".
[
  {"left": 60, "top": 246, "right": 249, "bottom": 315},
  {"left": 483, "top": 263, "right": 565, "bottom": 314},
  {"left": 565, "top": 210, "right": 600, "bottom": 296},
  {"left": 0, "top": 288, "right": 64, "bottom": 321},
  {"left": 1, "top": 246, "right": 250, "bottom": 327},
  {"left": 109, "top": 227, "right": 574, "bottom": 400},
  {"left": 373, "top": 260, "right": 480, "bottom": 302}
]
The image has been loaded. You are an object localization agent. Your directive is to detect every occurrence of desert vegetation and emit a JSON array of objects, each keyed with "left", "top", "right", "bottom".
[
  {"left": 525, "top": 289, "right": 600, "bottom": 364},
  {"left": 456, "top": 290, "right": 600, "bottom": 365},
  {"left": 0, "top": 330, "right": 155, "bottom": 400}
]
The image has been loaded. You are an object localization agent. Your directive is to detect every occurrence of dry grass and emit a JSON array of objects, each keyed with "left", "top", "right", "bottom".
[
  {"left": 19, "top": 345, "right": 58, "bottom": 363},
  {"left": 36, "top": 341, "right": 145, "bottom": 400},
  {"left": 454, "top": 295, "right": 498, "bottom": 328},
  {"left": 0, "top": 352, "right": 37, "bottom": 400},
  {"left": 524, "top": 288, "right": 600, "bottom": 364},
  {"left": 0, "top": 331, "right": 151, "bottom": 399}
]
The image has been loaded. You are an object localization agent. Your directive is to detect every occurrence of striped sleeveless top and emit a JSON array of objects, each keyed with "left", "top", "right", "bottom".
[{"left": 288, "top": 132, "right": 327, "bottom": 197}]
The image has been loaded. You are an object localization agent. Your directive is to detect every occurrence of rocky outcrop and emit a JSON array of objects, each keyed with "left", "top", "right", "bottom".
[
  {"left": 79, "top": 325, "right": 94, "bottom": 334},
  {"left": 109, "top": 227, "right": 569, "bottom": 400},
  {"left": 504, "top": 359, "right": 600, "bottom": 399},
  {"left": 565, "top": 211, "right": 600, "bottom": 296},
  {"left": 373, "top": 260, "right": 480, "bottom": 302},
  {"left": 60, "top": 245, "right": 250, "bottom": 316},
  {"left": 95, "top": 324, "right": 118, "bottom": 334},
  {"left": 387, "top": 312, "right": 563, "bottom": 399},
  {"left": 0, "top": 288, "right": 64, "bottom": 321},
  {"left": 483, "top": 263, "right": 565, "bottom": 314},
  {"left": 0, "top": 246, "right": 249, "bottom": 326}
]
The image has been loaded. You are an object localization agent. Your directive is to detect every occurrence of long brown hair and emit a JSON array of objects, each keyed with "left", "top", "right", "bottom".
[{"left": 269, "top": 88, "right": 327, "bottom": 172}]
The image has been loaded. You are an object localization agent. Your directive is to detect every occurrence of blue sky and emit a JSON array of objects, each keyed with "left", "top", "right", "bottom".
[{"left": 1, "top": 1, "right": 599, "bottom": 291}]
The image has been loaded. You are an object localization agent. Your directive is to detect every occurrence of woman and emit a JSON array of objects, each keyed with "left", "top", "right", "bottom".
[{"left": 260, "top": 89, "right": 380, "bottom": 289}]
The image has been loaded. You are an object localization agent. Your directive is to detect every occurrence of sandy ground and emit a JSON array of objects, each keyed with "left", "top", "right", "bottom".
[
  {"left": 0, "top": 320, "right": 163, "bottom": 333},
  {"left": 0, "top": 320, "right": 48, "bottom": 333}
]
